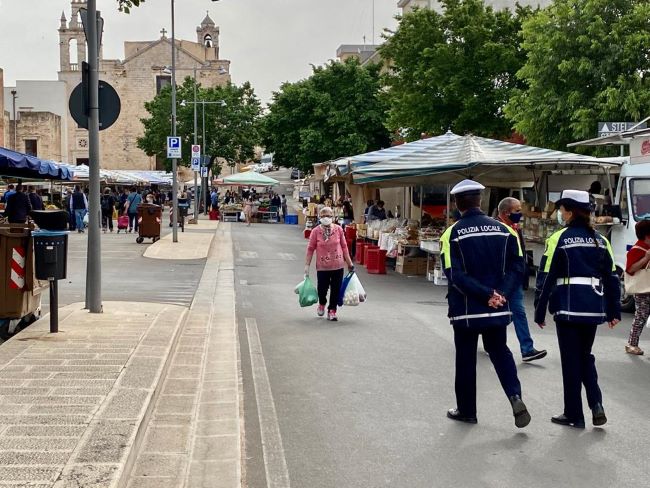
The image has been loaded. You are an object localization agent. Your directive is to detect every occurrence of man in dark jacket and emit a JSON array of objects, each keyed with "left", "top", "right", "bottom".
[
  {"left": 28, "top": 186, "right": 44, "bottom": 211},
  {"left": 69, "top": 185, "right": 88, "bottom": 233},
  {"left": 496, "top": 197, "right": 547, "bottom": 363},
  {"left": 4, "top": 184, "right": 32, "bottom": 224},
  {"left": 440, "top": 180, "right": 530, "bottom": 428}
]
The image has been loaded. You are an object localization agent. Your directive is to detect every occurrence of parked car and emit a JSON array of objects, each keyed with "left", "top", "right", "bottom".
[{"left": 291, "top": 168, "right": 304, "bottom": 180}]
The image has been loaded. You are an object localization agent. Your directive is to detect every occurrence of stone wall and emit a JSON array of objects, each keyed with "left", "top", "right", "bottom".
[{"left": 9, "top": 111, "right": 62, "bottom": 161}]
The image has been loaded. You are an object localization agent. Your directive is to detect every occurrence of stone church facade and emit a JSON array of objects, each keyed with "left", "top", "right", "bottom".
[{"left": 58, "top": 0, "right": 231, "bottom": 170}]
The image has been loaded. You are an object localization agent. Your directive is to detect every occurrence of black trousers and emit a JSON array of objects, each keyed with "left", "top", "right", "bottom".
[
  {"left": 454, "top": 324, "right": 522, "bottom": 417},
  {"left": 556, "top": 321, "right": 602, "bottom": 420},
  {"left": 101, "top": 209, "right": 113, "bottom": 230},
  {"left": 317, "top": 269, "right": 344, "bottom": 312}
]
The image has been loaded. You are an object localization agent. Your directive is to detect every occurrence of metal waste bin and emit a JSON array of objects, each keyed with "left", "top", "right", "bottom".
[
  {"left": 136, "top": 204, "right": 162, "bottom": 244},
  {"left": 0, "top": 224, "right": 42, "bottom": 320},
  {"left": 33, "top": 231, "right": 68, "bottom": 280}
]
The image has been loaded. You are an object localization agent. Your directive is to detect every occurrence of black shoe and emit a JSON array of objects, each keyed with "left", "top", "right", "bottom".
[
  {"left": 446, "top": 408, "right": 477, "bottom": 424},
  {"left": 592, "top": 404, "right": 607, "bottom": 426},
  {"left": 522, "top": 349, "right": 547, "bottom": 362},
  {"left": 551, "top": 414, "right": 585, "bottom": 429},
  {"left": 509, "top": 395, "right": 531, "bottom": 428}
]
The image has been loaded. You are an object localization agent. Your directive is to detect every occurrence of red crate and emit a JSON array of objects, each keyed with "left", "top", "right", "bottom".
[
  {"left": 366, "top": 248, "right": 387, "bottom": 274},
  {"left": 356, "top": 240, "right": 366, "bottom": 265}
]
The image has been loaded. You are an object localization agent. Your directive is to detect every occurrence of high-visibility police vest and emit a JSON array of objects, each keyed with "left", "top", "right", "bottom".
[
  {"left": 534, "top": 225, "right": 621, "bottom": 325},
  {"left": 440, "top": 208, "right": 524, "bottom": 328}
]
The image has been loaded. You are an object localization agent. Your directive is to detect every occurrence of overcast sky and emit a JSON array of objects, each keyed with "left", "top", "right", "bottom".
[{"left": 0, "top": 0, "right": 399, "bottom": 103}]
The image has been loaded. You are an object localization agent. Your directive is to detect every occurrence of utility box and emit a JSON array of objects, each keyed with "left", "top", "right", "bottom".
[{"left": 136, "top": 204, "right": 162, "bottom": 243}]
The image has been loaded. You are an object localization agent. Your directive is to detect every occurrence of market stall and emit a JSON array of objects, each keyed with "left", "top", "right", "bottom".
[{"left": 215, "top": 172, "right": 280, "bottom": 223}]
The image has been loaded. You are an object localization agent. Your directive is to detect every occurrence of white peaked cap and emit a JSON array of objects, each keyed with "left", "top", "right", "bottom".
[
  {"left": 558, "top": 189, "right": 590, "bottom": 205},
  {"left": 450, "top": 179, "right": 486, "bottom": 195}
]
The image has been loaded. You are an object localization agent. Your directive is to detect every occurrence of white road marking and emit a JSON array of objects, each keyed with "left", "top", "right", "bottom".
[
  {"left": 240, "top": 251, "right": 259, "bottom": 259},
  {"left": 240, "top": 280, "right": 248, "bottom": 285},
  {"left": 278, "top": 253, "right": 296, "bottom": 261},
  {"left": 245, "top": 317, "right": 291, "bottom": 488}
]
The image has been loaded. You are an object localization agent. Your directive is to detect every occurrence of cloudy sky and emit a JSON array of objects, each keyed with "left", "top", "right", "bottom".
[{"left": 0, "top": 0, "right": 399, "bottom": 103}]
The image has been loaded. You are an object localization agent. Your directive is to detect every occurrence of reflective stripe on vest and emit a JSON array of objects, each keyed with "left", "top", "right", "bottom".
[{"left": 450, "top": 311, "right": 512, "bottom": 321}]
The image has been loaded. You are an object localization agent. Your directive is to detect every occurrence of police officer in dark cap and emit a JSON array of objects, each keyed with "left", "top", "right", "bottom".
[{"left": 440, "top": 179, "right": 531, "bottom": 428}]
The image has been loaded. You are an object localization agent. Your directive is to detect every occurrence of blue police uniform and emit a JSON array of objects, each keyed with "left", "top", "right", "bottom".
[
  {"left": 440, "top": 205, "right": 527, "bottom": 422},
  {"left": 535, "top": 221, "right": 620, "bottom": 424}
]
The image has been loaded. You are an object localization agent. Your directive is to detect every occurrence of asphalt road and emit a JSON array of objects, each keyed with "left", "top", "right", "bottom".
[{"left": 235, "top": 193, "right": 649, "bottom": 487}]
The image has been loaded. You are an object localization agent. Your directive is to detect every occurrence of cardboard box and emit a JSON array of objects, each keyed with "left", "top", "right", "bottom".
[
  {"left": 418, "top": 258, "right": 429, "bottom": 274},
  {"left": 396, "top": 257, "right": 420, "bottom": 275}
]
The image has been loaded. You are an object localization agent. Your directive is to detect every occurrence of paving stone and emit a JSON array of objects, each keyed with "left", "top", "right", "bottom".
[
  {"left": 200, "top": 387, "right": 237, "bottom": 404},
  {"left": 28, "top": 404, "right": 98, "bottom": 415},
  {"left": 133, "top": 453, "right": 186, "bottom": 478},
  {"left": 26, "top": 379, "right": 115, "bottom": 390},
  {"left": 0, "top": 388, "right": 52, "bottom": 396},
  {"left": 191, "top": 435, "right": 239, "bottom": 462},
  {"left": 118, "top": 367, "right": 160, "bottom": 389},
  {"left": 0, "top": 450, "right": 71, "bottom": 465},
  {"left": 0, "top": 436, "right": 78, "bottom": 450},
  {"left": 4, "top": 425, "right": 87, "bottom": 437},
  {"left": 143, "top": 425, "right": 190, "bottom": 453},
  {"left": 195, "top": 419, "right": 238, "bottom": 437},
  {"left": 0, "top": 466, "right": 60, "bottom": 481},
  {"left": 51, "top": 387, "right": 116, "bottom": 396},
  {"left": 152, "top": 414, "right": 193, "bottom": 426},
  {"left": 162, "top": 379, "right": 200, "bottom": 396},
  {"left": 187, "top": 460, "right": 239, "bottom": 488},
  {"left": 53, "top": 463, "right": 120, "bottom": 488},
  {"left": 0, "top": 405, "right": 30, "bottom": 414},
  {"left": 155, "top": 395, "right": 196, "bottom": 415},
  {"left": 129, "top": 357, "right": 164, "bottom": 369},
  {"left": 197, "top": 402, "right": 238, "bottom": 421},
  {"left": 73, "top": 420, "right": 136, "bottom": 464},
  {"left": 100, "top": 389, "right": 150, "bottom": 419},
  {"left": 167, "top": 366, "right": 201, "bottom": 380},
  {"left": 128, "top": 477, "right": 183, "bottom": 488},
  {"left": 2, "top": 396, "right": 102, "bottom": 405},
  {"left": 172, "top": 353, "right": 202, "bottom": 366},
  {"left": 0, "top": 415, "right": 89, "bottom": 425},
  {"left": 53, "top": 372, "right": 121, "bottom": 380}
]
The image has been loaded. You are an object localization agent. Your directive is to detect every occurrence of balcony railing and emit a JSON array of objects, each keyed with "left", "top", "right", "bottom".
[{"left": 70, "top": 63, "right": 79, "bottom": 71}]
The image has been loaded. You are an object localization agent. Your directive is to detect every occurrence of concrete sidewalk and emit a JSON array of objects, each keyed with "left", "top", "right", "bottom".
[
  {"left": 0, "top": 221, "right": 242, "bottom": 487},
  {"left": 0, "top": 301, "right": 187, "bottom": 487},
  {"left": 144, "top": 220, "right": 219, "bottom": 261}
]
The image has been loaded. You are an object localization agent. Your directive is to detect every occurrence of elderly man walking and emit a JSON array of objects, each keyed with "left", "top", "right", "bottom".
[
  {"left": 440, "top": 180, "right": 531, "bottom": 427},
  {"left": 496, "top": 197, "right": 547, "bottom": 362}
]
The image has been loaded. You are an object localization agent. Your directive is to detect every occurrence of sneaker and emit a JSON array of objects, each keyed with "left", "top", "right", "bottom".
[
  {"left": 317, "top": 305, "right": 325, "bottom": 317},
  {"left": 327, "top": 310, "right": 338, "bottom": 321},
  {"left": 522, "top": 349, "right": 547, "bottom": 362},
  {"left": 625, "top": 344, "right": 644, "bottom": 355}
]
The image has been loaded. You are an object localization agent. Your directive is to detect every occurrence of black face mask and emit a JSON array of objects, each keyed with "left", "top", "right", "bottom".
[{"left": 509, "top": 212, "right": 523, "bottom": 224}]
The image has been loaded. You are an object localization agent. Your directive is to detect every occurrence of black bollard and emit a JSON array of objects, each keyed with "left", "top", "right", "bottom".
[{"left": 49, "top": 279, "right": 58, "bottom": 333}]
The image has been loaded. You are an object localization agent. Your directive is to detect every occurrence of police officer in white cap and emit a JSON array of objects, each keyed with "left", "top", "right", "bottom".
[
  {"left": 440, "top": 179, "right": 531, "bottom": 427},
  {"left": 535, "top": 189, "right": 620, "bottom": 428}
]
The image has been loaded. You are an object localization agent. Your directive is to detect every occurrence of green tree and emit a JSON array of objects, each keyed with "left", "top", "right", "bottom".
[
  {"left": 380, "top": 0, "right": 532, "bottom": 141},
  {"left": 505, "top": 0, "right": 650, "bottom": 150},
  {"left": 138, "top": 78, "right": 262, "bottom": 174},
  {"left": 117, "top": 0, "right": 143, "bottom": 13},
  {"left": 262, "top": 58, "right": 390, "bottom": 173}
]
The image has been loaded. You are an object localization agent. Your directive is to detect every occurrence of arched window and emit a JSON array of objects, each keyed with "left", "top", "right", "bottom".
[
  {"left": 69, "top": 38, "right": 79, "bottom": 67},
  {"left": 204, "top": 34, "right": 213, "bottom": 48}
]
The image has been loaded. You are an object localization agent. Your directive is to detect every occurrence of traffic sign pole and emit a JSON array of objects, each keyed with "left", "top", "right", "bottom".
[
  {"left": 193, "top": 69, "right": 199, "bottom": 223},
  {"left": 171, "top": 0, "right": 178, "bottom": 243},
  {"left": 85, "top": 0, "right": 102, "bottom": 313}
]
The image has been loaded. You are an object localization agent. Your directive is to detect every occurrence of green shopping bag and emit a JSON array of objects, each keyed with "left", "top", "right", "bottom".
[{"left": 296, "top": 276, "right": 319, "bottom": 307}]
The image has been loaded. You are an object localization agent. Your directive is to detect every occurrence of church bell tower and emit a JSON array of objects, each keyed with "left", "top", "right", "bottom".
[
  {"left": 197, "top": 12, "right": 220, "bottom": 61},
  {"left": 59, "top": 0, "right": 88, "bottom": 72}
]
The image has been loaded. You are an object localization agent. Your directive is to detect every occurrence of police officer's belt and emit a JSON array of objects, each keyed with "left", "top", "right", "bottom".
[{"left": 555, "top": 277, "right": 602, "bottom": 286}]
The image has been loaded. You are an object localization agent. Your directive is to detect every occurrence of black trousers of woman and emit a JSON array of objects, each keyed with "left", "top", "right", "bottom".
[
  {"left": 317, "top": 268, "right": 344, "bottom": 312},
  {"left": 556, "top": 321, "right": 602, "bottom": 420}
]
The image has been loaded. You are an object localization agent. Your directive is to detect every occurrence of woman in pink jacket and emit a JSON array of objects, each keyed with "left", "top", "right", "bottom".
[{"left": 305, "top": 206, "right": 354, "bottom": 321}]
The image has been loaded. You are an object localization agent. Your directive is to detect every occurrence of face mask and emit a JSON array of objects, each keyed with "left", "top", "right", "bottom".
[
  {"left": 509, "top": 212, "right": 522, "bottom": 224},
  {"left": 557, "top": 211, "right": 565, "bottom": 226},
  {"left": 320, "top": 217, "right": 333, "bottom": 226}
]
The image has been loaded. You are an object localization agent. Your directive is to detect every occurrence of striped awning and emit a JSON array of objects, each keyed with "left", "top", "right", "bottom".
[{"left": 352, "top": 135, "right": 620, "bottom": 187}]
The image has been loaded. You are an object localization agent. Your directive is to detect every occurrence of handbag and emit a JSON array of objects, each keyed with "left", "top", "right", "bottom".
[{"left": 624, "top": 246, "right": 650, "bottom": 294}]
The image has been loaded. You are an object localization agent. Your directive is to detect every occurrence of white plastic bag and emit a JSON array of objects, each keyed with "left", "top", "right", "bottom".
[
  {"left": 342, "top": 273, "right": 367, "bottom": 306},
  {"left": 83, "top": 213, "right": 89, "bottom": 225}
]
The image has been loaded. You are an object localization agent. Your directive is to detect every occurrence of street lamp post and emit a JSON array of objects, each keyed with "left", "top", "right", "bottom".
[{"left": 10, "top": 90, "right": 17, "bottom": 151}]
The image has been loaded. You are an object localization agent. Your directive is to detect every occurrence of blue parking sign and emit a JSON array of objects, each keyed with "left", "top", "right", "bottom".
[{"left": 167, "top": 136, "right": 182, "bottom": 159}]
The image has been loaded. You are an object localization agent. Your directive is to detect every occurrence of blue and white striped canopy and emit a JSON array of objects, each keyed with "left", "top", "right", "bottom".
[
  {"left": 331, "top": 131, "right": 461, "bottom": 176},
  {"left": 352, "top": 135, "right": 619, "bottom": 186}
]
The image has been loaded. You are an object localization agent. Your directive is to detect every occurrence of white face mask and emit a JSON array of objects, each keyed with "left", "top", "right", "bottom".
[
  {"left": 320, "top": 217, "right": 333, "bottom": 226},
  {"left": 557, "top": 211, "right": 566, "bottom": 226}
]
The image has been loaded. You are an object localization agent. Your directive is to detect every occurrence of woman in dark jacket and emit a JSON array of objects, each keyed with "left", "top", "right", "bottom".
[{"left": 535, "top": 190, "right": 621, "bottom": 428}]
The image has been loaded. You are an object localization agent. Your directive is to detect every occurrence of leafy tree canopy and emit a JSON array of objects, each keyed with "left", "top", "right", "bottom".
[
  {"left": 138, "top": 78, "right": 262, "bottom": 174},
  {"left": 505, "top": 0, "right": 650, "bottom": 150},
  {"left": 262, "top": 58, "right": 390, "bottom": 173},
  {"left": 117, "top": 0, "right": 143, "bottom": 14},
  {"left": 380, "top": 0, "right": 532, "bottom": 141}
]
